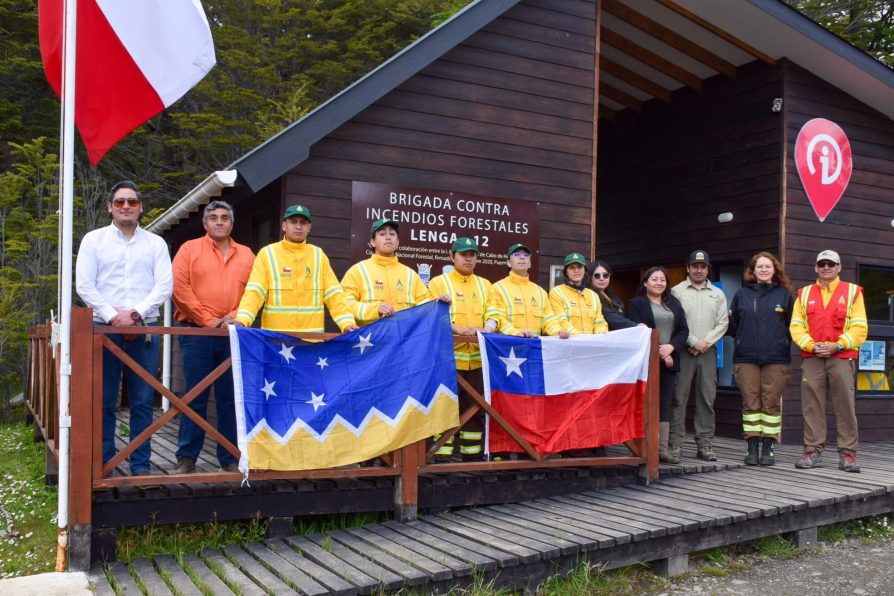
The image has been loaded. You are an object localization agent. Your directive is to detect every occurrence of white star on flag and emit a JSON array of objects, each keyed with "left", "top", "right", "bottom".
[
  {"left": 316, "top": 357, "right": 329, "bottom": 370},
  {"left": 354, "top": 333, "right": 373, "bottom": 355},
  {"left": 306, "top": 392, "right": 327, "bottom": 412},
  {"left": 261, "top": 379, "right": 277, "bottom": 400},
  {"left": 499, "top": 347, "right": 526, "bottom": 378},
  {"left": 278, "top": 343, "right": 295, "bottom": 363}
]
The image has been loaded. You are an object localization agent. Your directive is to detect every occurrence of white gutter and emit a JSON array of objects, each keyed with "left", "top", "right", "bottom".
[
  {"left": 146, "top": 169, "right": 238, "bottom": 234},
  {"left": 147, "top": 169, "right": 238, "bottom": 411}
]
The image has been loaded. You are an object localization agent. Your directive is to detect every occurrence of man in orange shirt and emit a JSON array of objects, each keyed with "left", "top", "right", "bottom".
[{"left": 171, "top": 200, "right": 255, "bottom": 473}]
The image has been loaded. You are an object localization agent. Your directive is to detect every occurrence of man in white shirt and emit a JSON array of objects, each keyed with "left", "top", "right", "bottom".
[{"left": 75, "top": 181, "right": 172, "bottom": 476}]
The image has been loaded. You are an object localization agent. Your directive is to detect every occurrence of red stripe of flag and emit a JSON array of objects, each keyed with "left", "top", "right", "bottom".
[
  {"left": 39, "top": 0, "right": 164, "bottom": 165},
  {"left": 488, "top": 380, "right": 645, "bottom": 454}
]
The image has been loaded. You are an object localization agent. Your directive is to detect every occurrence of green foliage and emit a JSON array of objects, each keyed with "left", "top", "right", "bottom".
[
  {"left": 784, "top": 1, "right": 894, "bottom": 65},
  {"left": 755, "top": 535, "right": 799, "bottom": 559},
  {"left": 819, "top": 514, "right": 894, "bottom": 543},
  {"left": 538, "top": 559, "right": 665, "bottom": 596},
  {"left": 0, "top": 422, "right": 58, "bottom": 578}
]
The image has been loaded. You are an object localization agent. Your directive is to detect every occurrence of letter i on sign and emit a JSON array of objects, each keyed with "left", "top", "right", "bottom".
[{"left": 794, "top": 118, "right": 853, "bottom": 222}]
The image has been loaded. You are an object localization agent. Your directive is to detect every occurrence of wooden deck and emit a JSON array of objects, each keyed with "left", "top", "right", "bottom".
[{"left": 87, "top": 436, "right": 894, "bottom": 594}]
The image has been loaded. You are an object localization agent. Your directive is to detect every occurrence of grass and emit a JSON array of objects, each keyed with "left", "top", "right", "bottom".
[
  {"left": 538, "top": 559, "right": 666, "bottom": 596},
  {"left": 819, "top": 515, "right": 893, "bottom": 543},
  {"left": 117, "top": 515, "right": 268, "bottom": 561},
  {"left": 0, "top": 420, "right": 58, "bottom": 579}
]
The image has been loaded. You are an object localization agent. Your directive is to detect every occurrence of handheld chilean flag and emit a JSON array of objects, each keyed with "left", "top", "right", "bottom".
[
  {"left": 479, "top": 326, "right": 650, "bottom": 454},
  {"left": 39, "top": 0, "right": 216, "bottom": 165}
]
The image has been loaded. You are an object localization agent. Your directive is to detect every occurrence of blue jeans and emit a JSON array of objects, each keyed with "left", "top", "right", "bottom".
[
  {"left": 99, "top": 322, "right": 160, "bottom": 474},
  {"left": 176, "top": 334, "right": 237, "bottom": 467}
]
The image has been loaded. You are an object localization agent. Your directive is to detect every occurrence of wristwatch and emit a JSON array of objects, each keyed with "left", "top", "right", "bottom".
[
  {"left": 130, "top": 310, "right": 142, "bottom": 322},
  {"left": 836, "top": 343, "right": 843, "bottom": 353}
]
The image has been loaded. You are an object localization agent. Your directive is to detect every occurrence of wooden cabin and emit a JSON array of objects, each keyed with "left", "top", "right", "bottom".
[{"left": 152, "top": 0, "right": 894, "bottom": 444}]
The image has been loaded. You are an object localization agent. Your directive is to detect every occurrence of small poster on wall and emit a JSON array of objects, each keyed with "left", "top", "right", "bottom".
[{"left": 859, "top": 341, "right": 886, "bottom": 371}]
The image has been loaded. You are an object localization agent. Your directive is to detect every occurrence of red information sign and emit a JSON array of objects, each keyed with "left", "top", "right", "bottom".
[
  {"left": 795, "top": 118, "right": 853, "bottom": 222},
  {"left": 351, "top": 182, "right": 540, "bottom": 284}
]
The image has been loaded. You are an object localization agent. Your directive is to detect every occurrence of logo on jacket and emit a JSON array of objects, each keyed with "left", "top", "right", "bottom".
[
  {"left": 417, "top": 263, "right": 431, "bottom": 286},
  {"left": 396, "top": 279, "right": 404, "bottom": 290}
]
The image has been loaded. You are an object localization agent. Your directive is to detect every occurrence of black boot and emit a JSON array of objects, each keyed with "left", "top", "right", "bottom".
[
  {"left": 759, "top": 438, "right": 775, "bottom": 466},
  {"left": 744, "top": 437, "right": 760, "bottom": 466}
]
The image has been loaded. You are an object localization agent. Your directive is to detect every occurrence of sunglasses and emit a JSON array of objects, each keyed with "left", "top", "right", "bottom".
[
  {"left": 112, "top": 198, "right": 141, "bottom": 207},
  {"left": 592, "top": 272, "right": 610, "bottom": 279},
  {"left": 817, "top": 261, "right": 838, "bottom": 268}
]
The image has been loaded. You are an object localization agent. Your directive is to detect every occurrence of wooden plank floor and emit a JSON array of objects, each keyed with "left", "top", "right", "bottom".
[{"left": 89, "top": 437, "right": 894, "bottom": 594}]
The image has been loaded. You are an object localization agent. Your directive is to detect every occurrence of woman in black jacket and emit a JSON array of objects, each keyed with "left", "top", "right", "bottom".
[
  {"left": 727, "top": 252, "right": 794, "bottom": 466},
  {"left": 627, "top": 266, "right": 689, "bottom": 463},
  {"left": 587, "top": 260, "right": 637, "bottom": 330}
]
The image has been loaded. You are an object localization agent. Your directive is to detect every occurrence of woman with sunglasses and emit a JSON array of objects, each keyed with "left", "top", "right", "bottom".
[
  {"left": 549, "top": 252, "right": 608, "bottom": 335},
  {"left": 627, "top": 266, "right": 689, "bottom": 464},
  {"left": 587, "top": 260, "right": 638, "bottom": 330},
  {"left": 727, "top": 252, "right": 794, "bottom": 466}
]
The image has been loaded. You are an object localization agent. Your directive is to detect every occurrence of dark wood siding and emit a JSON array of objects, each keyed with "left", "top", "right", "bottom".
[
  {"left": 596, "top": 60, "right": 785, "bottom": 441},
  {"left": 280, "top": 0, "right": 598, "bottom": 283},
  {"left": 782, "top": 60, "right": 894, "bottom": 444}
]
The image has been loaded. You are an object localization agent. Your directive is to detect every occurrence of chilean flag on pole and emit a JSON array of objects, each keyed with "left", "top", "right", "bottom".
[
  {"left": 39, "top": 0, "right": 216, "bottom": 165},
  {"left": 479, "top": 326, "right": 650, "bottom": 454}
]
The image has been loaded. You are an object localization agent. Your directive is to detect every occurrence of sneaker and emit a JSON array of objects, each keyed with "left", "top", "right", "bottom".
[
  {"left": 838, "top": 451, "right": 861, "bottom": 473},
  {"left": 795, "top": 450, "right": 822, "bottom": 469},
  {"left": 696, "top": 446, "right": 717, "bottom": 461},
  {"left": 171, "top": 457, "right": 196, "bottom": 475}
]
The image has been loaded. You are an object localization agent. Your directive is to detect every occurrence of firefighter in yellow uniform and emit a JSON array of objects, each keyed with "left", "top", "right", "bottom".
[
  {"left": 236, "top": 205, "right": 357, "bottom": 333},
  {"left": 427, "top": 237, "right": 493, "bottom": 461},
  {"left": 549, "top": 252, "right": 608, "bottom": 335},
  {"left": 341, "top": 218, "right": 431, "bottom": 326},
  {"left": 486, "top": 243, "right": 570, "bottom": 338}
]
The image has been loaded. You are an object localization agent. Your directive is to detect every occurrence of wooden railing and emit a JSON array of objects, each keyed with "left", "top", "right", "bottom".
[
  {"left": 28, "top": 307, "right": 659, "bottom": 567},
  {"left": 26, "top": 322, "right": 58, "bottom": 456}
]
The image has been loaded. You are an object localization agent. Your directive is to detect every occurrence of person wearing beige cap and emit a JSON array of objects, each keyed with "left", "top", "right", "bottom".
[
  {"left": 427, "top": 237, "right": 493, "bottom": 461},
  {"left": 235, "top": 205, "right": 357, "bottom": 333},
  {"left": 669, "top": 249, "right": 729, "bottom": 462},
  {"left": 549, "top": 252, "right": 607, "bottom": 335},
  {"left": 790, "top": 249, "right": 867, "bottom": 472}
]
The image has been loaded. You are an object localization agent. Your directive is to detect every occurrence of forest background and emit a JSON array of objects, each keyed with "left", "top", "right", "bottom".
[{"left": 0, "top": 0, "right": 891, "bottom": 418}]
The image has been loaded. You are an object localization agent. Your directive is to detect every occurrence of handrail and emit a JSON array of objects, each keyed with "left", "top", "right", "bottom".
[{"left": 35, "top": 307, "right": 659, "bottom": 567}]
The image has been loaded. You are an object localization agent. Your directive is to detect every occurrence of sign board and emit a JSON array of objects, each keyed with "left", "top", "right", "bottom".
[
  {"left": 794, "top": 118, "right": 853, "bottom": 222},
  {"left": 859, "top": 340, "right": 886, "bottom": 371},
  {"left": 351, "top": 182, "right": 540, "bottom": 283}
]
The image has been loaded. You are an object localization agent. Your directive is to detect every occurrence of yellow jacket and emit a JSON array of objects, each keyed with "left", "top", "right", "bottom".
[
  {"left": 790, "top": 277, "right": 868, "bottom": 353},
  {"left": 341, "top": 254, "right": 430, "bottom": 326},
  {"left": 487, "top": 272, "right": 564, "bottom": 336},
  {"left": 549, "top": 284, "right": 607, "bottom": 335},
  {"left": 428, "top": 269, "right": 493, "bottom": 370},
  {"left": 235, "top": 239, "right": 355, "bottom": 332}
]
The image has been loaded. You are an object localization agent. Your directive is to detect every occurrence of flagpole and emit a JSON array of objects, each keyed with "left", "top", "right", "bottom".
[{"left": 55, "top": 0, "right": 77, "bottom": 572}]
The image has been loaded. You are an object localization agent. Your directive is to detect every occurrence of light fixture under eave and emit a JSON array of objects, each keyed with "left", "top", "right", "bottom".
[{"left": 718, "top": 212, "right": 733, "bottom": 223}]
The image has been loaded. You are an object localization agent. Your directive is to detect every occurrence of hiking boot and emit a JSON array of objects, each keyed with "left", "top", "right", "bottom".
[
  {"left": 838, "top": 451, "right": 861, "bottom": 473},
  {"left": 171, "top": 457, "right": 196, "bottom": 475},
  {"left": 795, "top": 450, "right": 822, "bottom": 469},
  {"left": 696, "top": 445, "right": 717, "bottom": 461},
  {"left": 759, "top": 438, "right": 776, "bottom": 466},
  {"left": 667, "top": 444, "right": 681, "bottom": 461},
  {"left": 744, "top": 437, "right": 759, "bottom": 466}
]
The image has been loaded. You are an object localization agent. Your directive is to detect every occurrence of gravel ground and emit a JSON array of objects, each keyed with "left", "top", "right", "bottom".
[{"left": 663, "top": 535, "right": 894, "bottom": 595}]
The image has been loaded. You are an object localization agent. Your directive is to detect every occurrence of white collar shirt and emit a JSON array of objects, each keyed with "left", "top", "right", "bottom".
[{"left": 75, "top": 223, "right": 173, "bottom": 322}]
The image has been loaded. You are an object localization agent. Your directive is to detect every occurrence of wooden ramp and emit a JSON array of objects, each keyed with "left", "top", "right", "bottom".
[{"left": 88, "top": 437, "right": 894, "bottom": 594}]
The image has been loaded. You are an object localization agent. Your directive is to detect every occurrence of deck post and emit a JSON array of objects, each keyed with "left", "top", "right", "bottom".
[
  {"left": 638, "top": 329, "right": 660, "bottom": 485},
  {"left": 654, "top": 553, "right": 689, "bottom": 577},
  {"left": 393, "top": 442, "right": 421, "bottom": 521},
  {"left": 68, "top": 307, "right": 95, "bottom": 570},
  {"left": 786, "top": 526, "right": 818, "bottom": 550}
]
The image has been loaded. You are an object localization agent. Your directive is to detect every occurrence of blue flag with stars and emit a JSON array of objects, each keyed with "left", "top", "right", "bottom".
[{"left": 229, "top": 301, "right": 459, "bottom": 471}]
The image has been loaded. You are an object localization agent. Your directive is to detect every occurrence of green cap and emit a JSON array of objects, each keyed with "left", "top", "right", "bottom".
[
  {"left": 506, "top": 243, "right": 532, "bottom": 257},
  {"left": 451, "top": 237, "right": 478, "bottom": 253},
  {"left": 283, "top": 205, "right": 312, "bottom": 221},
  {"left": 370, "top": 218, "right": 399, "bottom": 237},
  {"left": 564, "top": 252, "right": 587, "bottom": 267}
]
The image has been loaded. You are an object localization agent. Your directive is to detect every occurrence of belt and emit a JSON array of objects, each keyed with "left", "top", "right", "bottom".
[{"left": 93, "top": 316, "right": 159, "bottom": 324}]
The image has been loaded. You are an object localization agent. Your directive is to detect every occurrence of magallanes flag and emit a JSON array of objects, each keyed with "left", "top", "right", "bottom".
[
  {"left": 479, "top": 326, "right": 650, "bottom": 454},
  {"left": 229, "top": 301, "right": 459, "bottom": 472}
]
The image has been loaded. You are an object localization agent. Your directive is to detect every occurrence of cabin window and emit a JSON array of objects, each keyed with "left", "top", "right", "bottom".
[
  {"left": 714, "top": 262, "right": 743, "bottom": 389},
  {"left": 856, "top": 265, "right": 894, "bottom": 397}
]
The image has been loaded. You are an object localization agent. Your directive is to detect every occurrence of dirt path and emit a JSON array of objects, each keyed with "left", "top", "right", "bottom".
[{"left": 664, "top": 534, "right": 894, "bottom": 595}]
